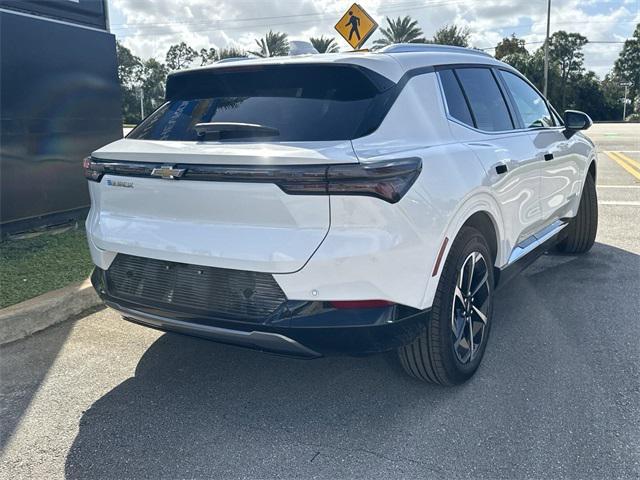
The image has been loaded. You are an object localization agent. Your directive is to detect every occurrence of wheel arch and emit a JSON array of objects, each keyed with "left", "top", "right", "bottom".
[
  {"left": 588, "top": 159, "right": 597, "bottom": 182},
  {"left": 420, "top": 192, "right": 506, "bottom": 309},
  {"left": 461, "top": 211, "right": 498, "bottom": 267}
]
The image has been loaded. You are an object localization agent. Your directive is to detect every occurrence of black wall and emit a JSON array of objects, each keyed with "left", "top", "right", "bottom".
[
  {"left": 0, "top": 8, "right": 122, "bottom": 232},
  {"left": 0, "top": 0, "right": 108, "bottom": 30}
]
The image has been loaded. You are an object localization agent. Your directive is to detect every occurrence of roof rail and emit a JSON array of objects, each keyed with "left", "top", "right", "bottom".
[{"left": 379, "top": 43, "right": 493, "bottom": 58}]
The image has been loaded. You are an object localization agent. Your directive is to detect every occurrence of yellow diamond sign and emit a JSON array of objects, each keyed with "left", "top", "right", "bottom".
[{"left": 335, "top": 3, "right": 378, "bottom": 50}]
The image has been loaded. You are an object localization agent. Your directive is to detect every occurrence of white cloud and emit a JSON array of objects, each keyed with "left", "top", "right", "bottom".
[{"left": 109, "top": 0, "right": 638, "bottom": 78}]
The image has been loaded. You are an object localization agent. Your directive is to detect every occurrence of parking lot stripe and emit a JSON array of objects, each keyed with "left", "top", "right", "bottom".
[
  {"left": 599, "top": 200, "right": 640, "bottom": 206},
  {"left": 606, "top": 151, "right": 640, "bottom": 181},
  {"left": 614, "top": 152, "right": 640, "bottom": 170}
]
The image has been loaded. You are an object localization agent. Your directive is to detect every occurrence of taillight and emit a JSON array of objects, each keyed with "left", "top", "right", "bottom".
[
  {"left": 83, "top": 156, "right": 422, "bottom": 203},
  {"left": 280, "top": 157, "right": 422, "bottom": 204},
  {"left": 330, "top": 300, "right": 394, "bottom": 309},
  {"left": 83, "top": 156, "right": 104, "bottom": 182}
]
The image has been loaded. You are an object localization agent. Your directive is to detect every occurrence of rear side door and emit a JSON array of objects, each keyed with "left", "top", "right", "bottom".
[
  {"left": 438, "top": 66, "right": 544, "bottom": 249},
  {"left": 497, "top": 69, "right": 582, "bottom": 224}
]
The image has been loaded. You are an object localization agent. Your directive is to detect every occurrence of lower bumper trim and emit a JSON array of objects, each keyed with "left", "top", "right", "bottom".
[{"left": 107, "top": 301, "right": 322, "bottom": 358}]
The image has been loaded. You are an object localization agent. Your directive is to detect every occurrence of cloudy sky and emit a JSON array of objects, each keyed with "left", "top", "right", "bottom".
[{"left": 109, "top": 0, "right": 639, "bottom": 78}]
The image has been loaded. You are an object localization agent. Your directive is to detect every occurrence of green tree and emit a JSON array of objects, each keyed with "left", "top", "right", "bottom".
[
  {"left": 140, "top": 58, "right": 168, "bottom": 114},
  {"left": 501, "top": 49, "right": 563, "bottom": 108},
  {"left": 310, "top": 36, "right": 339, "bottom": 53},
  {"left": 116, "top": 41, "right": 143, "bottom": 123},
  {"left": 250, "top": 30, "right": 289, "bottom": 57},
  {"left": 568, "top": 71, "right": 610, "bottom": 119},
  {"left": 613, "top": 23, "right": 639, "bottom": 118},
  {"left": 549, "top": 31, "right": 588, "bottom": 110},
  {"left": 495, "top": 34, "right": 527, "bottom": 59},
  {"left": 601, "top": 74, "right": 624, "bottom": 112},
  {"left": 165, "top": 42, "right": 198, "bottom": 70},
  {"left": 217, "top": 46, "right": 248, "bottom": 60},
  {"left": 500, "top": 43, "right": 616, "bottom": 121},
  {"left": 373, "top": 16, "right": 425, "bottom": 49},
  {"left": 199, "top": 47, "right": 217, "bottom": 66},
  {"left": 116, "top": 41, "right": 142, "bottom": 87},
  {"left": 432, "top": 24, "right": 470, "bottom": 47}
]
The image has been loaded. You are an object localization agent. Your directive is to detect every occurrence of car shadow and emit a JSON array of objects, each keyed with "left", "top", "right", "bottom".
[{"left": 64, "top": 242, "right": 640, "bottom": 479}]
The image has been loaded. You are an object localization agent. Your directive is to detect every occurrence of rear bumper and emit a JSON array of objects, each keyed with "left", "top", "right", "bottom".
[
  {"left": 110, "top": 301, "right": 323, "bottom": 358},
  {"left": 92, "top": 267, "right": 429, "bottom": 357}
]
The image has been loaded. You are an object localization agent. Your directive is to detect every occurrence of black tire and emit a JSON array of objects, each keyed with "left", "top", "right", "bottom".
[
  {"left": 555, "top": 173, "right": 598, "bottom": 254},
  {"left": 398, "top": 226, "right": 494, "bottom": 385}
]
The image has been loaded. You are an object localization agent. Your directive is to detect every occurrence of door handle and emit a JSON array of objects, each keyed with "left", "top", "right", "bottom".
[
  {"left": 544, "top": 153, "right": 554, "bottom": 161},
  {"left": 495, "top": 164, "right": 508, "bottom": 174}
]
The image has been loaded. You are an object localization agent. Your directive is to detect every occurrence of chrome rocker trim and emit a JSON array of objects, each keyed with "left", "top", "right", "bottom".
[
  {"left": 495, "top": 219, "right": 568, "bottom": 288},
  {"left": 508, "top": 219, "right": 568, "bottom": 265}
]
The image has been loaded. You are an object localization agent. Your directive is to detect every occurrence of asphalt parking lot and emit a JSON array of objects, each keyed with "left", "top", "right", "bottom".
[{"left": 1, "top": 123, "right": 639, "bottom": 479}]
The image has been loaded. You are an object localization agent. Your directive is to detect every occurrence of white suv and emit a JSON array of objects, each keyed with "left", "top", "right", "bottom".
[{"left": 85, "top": 44, "right": 597, "bottom": 385}]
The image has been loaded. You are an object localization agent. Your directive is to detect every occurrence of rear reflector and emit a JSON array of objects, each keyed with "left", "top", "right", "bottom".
[
  {"left": 330, "top": 300, "right": 394, "bottom": 309},
  {"left": 84, "top": 157, "right": 422, "bottom": 204}
]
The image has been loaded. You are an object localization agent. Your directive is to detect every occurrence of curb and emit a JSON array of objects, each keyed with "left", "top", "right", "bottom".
[{"left": 0, "top": 279, "right": 102, "bottom": 345}]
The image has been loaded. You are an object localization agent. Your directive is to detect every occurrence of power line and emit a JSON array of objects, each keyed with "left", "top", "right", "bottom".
[
  {"left": 109, "top": 0, "right": 639, "bottom": 32},
  {"left": 110, "top": 0, "right": 638, "bottom": 55},
  {"left": 109, "top": 0, "right": 458, "bottom": 29},
  {"left": 479, "top": 40, "right": 628, "bottom": 51},
  {"left": 111, "top": 0, "right": 473, "bottom": 37}
]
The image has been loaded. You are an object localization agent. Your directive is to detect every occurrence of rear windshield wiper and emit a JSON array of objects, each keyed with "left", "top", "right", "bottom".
[{"left": 194, "top": 122, "right": 280, "bottom": 138}]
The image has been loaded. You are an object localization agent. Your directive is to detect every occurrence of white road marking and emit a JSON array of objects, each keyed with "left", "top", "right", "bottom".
[
  {"left": 597, "top": 185, "right": 640, "bottom": 189},
  {"left": 598, "top": 201, "right": 640, "bottom": 206}
]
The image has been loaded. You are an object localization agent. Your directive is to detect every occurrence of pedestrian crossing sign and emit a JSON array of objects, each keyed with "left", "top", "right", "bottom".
[{"left": 334, "top": 3, "right": 378, "bottom": 50}]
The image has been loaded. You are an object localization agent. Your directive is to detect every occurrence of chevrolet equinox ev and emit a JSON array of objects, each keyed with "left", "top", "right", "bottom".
[{"left": 85, "top": 44, "right": 597, "bottom": 385}]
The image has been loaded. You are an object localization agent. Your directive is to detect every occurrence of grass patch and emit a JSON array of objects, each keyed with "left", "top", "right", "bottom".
[{"left": 0, "top": 227, "right": 94, "bottom": 309}]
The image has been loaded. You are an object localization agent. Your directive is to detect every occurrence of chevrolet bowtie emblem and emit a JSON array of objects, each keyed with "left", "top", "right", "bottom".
[{"left": 151, "top": 165, "right": 186, "bottom": 179}]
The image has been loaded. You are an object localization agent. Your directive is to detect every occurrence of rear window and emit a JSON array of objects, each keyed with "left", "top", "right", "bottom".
[
  {"left": 438, "top": 69, "right": 474, "bottom": 126},
  {"left": 128, "top": 64, "right": 395, "bottom": 142},
  {"left": 455, "top": 68, "right": 514, "bottom": 132}
]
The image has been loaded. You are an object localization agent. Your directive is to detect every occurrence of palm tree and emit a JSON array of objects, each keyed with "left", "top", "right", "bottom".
[
  {"left": 250, "top": 30, "right": 289, "bottom": 57},
  {"left": 373, "top": 16, "right": 426, "bottom": 49},
  {"left": 310, "top": 36, "right": 339, "bottom": 53}
]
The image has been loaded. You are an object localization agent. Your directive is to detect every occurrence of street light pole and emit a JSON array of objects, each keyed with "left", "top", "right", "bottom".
[{"left": 543, "top": 0, "right": 551, "bottom": 97}]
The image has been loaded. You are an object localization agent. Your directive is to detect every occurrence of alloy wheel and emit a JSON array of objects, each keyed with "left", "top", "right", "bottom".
[{"left": 451, "top": 251, "right": 490, "bottom": 364}]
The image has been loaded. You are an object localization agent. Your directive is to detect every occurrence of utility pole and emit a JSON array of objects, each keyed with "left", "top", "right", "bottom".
[
  {"left": 621, "top": 82, "right": 632, "bottom": 121},
  {"left": 543, "top": 0, "right": 551, "bottom": 97},
  {"left": 138, "top": 87, "right": 145, "bottom": 120}
]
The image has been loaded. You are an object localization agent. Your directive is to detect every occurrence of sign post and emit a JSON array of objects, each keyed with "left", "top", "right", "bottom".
[{"left": 334, "top": 3, "right": 378, "bottom": 50}]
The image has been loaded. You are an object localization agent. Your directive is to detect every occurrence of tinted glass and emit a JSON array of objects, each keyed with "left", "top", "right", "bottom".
[
  {"left": 439, "top": 69, "right": 474, "bottom": 126},
  {"left": 455, "top": 68, "right": 514, "bottom": 131},
  {"left": 501, "top": 71, "right": 554, "bottom": 128},
  {"left": 129, "top": 65, "right": 393, "bottom": 142}
]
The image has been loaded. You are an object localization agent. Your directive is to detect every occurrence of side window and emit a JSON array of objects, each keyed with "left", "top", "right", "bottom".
[
  {"left": 454, "top": 68, "right": 514, "bottom": 132},
  {"left": 438, "top": 69, "right": 474, "bottom": 127},
  {"left": 500, "top": 70, "right": 555, "bottom": 128}
]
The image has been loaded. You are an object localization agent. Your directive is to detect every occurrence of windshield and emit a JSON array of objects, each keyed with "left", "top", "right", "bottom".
[{"left": 128, "top": 64, "right": 395, "bottom": 142}]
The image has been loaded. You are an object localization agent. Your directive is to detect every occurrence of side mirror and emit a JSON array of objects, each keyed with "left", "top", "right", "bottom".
[{"left": 564, "top": 110, "right": 593, "bottom": 131}]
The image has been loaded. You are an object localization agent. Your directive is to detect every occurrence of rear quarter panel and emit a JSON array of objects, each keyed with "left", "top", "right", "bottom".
[{"left": 275, "top": 74, "right": 503, "bottom": 309}]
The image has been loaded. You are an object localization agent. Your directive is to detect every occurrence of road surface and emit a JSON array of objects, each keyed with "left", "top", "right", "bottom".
[{"left": 1, "top": 123, "right": 639, "bottom": 479}]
